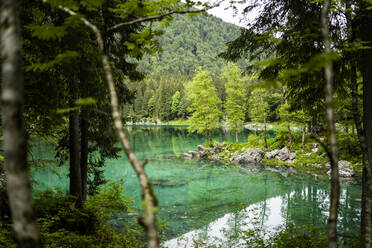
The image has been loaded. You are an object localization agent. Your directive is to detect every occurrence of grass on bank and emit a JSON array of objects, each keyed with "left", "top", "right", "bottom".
[{"left": 203, "top": 127, "right": 363, "bottom": 179}]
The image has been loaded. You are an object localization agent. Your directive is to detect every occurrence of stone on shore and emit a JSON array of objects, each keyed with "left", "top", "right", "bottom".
[
  {"left": 326, "top": 160, "right": 355, "bottom": 178},
  {"left": 276, "top": 146, "right": 291, "bottom": 161},
  {"left": 265, "top": 149, "right": 279, "bottom": 159},
  {"left": 232, "top": 148, "right": 265, "bottom": 165}
]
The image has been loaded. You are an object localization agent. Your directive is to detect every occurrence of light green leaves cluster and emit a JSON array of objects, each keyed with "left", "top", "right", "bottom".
[
  {"left": 223, "top": 63, "right": 247, "bottom": 136},
  {"left": 249, "top": 88, "right": 269, "bottom": 123},
  {"left": 186, "top": 68, "right": 222, "bottom": 140}
]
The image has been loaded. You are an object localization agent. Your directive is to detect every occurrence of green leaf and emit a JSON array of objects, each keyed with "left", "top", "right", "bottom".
[
  {"left": 75, "top": 97, "right": 97, "bottom": 105},
  {"left": 26, "top": 23, "right": 67, "bottom": 41},
  {"left": 56, "top": 107, "right": 79, "bottom": 114},
  {"left": 81, "top": 0, "right": 106, "bottom": 11}
]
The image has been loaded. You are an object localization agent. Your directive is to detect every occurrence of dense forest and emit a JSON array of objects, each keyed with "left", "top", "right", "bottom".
[
  {"left": 1, "top": 0, "right": 372, "bottom": 248},
  {"left": 124, "top": 13, "right": 244, "bottom": 122}
]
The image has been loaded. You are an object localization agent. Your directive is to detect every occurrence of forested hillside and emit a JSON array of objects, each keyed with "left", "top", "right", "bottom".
[
  {"left": 138, "top": 13, "right": 241, "bottom": 75},
  {"left": 125, "top": 13, "right": 244, "bottom": 122}
]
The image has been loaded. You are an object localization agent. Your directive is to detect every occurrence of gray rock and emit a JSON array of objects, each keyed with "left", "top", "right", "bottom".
[
  {"left": 197, "top": 145, "right": 207, "bottom": 152},
  {"left": 276, "top": 146, "right": 291, "bottom": 161},
  {"left": 326, "top": 160, "right": 355, "bottom": 178},
  {"left": 312, "top": 147, "right": 319, "bottom": 153},
  {"left": 289, "top": 152, "right": 296, "bottom": 160},
  {"left": 233, "top": 148, "right": 265, "bottom": 165},
  {"left": 199, "top": 151, "right": 209, "bottom": 160},
  {"left": 183, "top": 150, "right": 199, "bottom": 159},
  {"left": 211, "top": 154, "right": 221, "bottom": 161},
  {"left": 265, "top": 149, "right": 279, "bottom": 159},
  {"left": 339, "top": 160, "right": 352, "bottom": 169}
]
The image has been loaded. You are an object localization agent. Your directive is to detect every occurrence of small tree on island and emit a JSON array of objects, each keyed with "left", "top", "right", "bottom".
[
  {"left": 249, "top": 88, "right": 269, "bottom": 148},
  {"left": 186, "top": 69, "right": 222, "bottom": 142},
  {"left": 222, "top": 63, "right": 247, "bottom": 142}
]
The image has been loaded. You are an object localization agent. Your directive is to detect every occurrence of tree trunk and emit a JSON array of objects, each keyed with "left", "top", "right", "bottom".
[
  {"left": 321, "top": 1, "right": 340, "bottom": 247},
  {"left": 53, "top": 8, "right": 161, "bottom": 247},
  {"left": 207, "top": 130, "right": 213, "bottom": 142},
  {"left": 235, "top": 130, "right": 238, "bottom": 142},
  {"left": 1, "top": 0, "right": 41, "bottom": 246},
  {"left": 69, "top": 80, "right": 82, "bottom": 206},
  {"left": 287, "top": 123, "right": 292, "bottom": 145},
  {"left": 80, "top": 111, "right": 88, "bottom": 201},
  {"left": 302, "top": 124, "right": 306, "bottom": 152},
  {"left": 264, "top": 117, "right": 268, "bottom": 149},
  {"left": 361, "top": 2, "right": 372, "bottom": 245},
  {"left": 345, "top": 0, "right": 370, "bottom": 240}
]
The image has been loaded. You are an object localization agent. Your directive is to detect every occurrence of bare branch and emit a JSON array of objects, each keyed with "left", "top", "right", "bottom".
[
  {"left": 108, "top": 1, "right": 224, "bottom": 32},
  {"left": 108, "top": 9, "right": 205, "bottom": 31},
  {"left": 44, "top": 1, "right": 160, "bottom": 247}
]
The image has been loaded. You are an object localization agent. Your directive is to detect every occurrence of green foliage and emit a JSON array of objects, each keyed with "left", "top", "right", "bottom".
[
  {"left": 269, "top": 224, "right": 327, "bottom": 248},
  {"left": 0, "top": 181, "right": 144, "bottom": 248},
  {"left": 189, "top": 222, "right": 329, "bottom": 248},
  {"left": 337, "top": 133, "right": 362, "bottom": 163},
  {"left": 0, "top": 223, "right": 15, "bottom": 248},
  {"left": 247, "top": 135, "right": 262, "bottom": 148},
  {"left": 223, "top": 63, "right": 247, "bottom": 139},
  {"left": 138, "top": 14, "right": 241, "bottom": 75},
  {"left": 171, "top": 90, "right": 181, "bottom": 117},
  {"left": 249, "top": 88, "right": 269, "bottom": 123},
  {"left": 186, "top": 69, "right": 223, "bottom": 140},
  {"left": 269, "top": 128, "right": 297, "bottom": 150}
]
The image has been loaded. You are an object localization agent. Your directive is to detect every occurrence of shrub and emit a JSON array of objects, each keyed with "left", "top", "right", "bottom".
[{"left": 1, "top": 180, "right": 145, "bottom": 248}]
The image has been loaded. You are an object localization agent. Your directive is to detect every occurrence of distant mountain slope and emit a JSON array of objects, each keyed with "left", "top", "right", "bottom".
[{"left": 138, "top": 13, "right": 241, "bottom": 75}]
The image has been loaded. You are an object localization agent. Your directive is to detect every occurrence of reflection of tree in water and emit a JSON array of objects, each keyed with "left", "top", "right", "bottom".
[
  {"left": 281, "top": 182, "right": 327, "bottom": 228},
  {"left": 278, "top": 180, "right": 361, "bottom": 238},
  {"left": 337, "top": 186, "right": 361, "bottom": 237}
]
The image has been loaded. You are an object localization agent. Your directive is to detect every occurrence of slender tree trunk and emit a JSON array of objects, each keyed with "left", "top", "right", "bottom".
[
  {"left": 321, "top": 1, "right": 340, "bottom": 247},
  {"left": 264, "top": 117, "right": 267, "bottom": 149},
  {"left": 80, "top": 111, "right": 88, "bottom": 201},
  {"left": 51, "top": 7, "right": 161, "bottom": 247},
  {"left": 361, "top": 2, "right": 372, "bottom": 245},
  {"left": 1, "top": 0, "right": 40, "bottom": 246},
  {"left": 302, "top": 124, "right": 306, "bottom": 152},
  {"left": 235, "top": 130, "right": 238, "bottom": 142},
  {"left": 345, "top": 0, "right": 370, "bottom": 239},
  {"left": 287, "top": 123, "right": 292, "bottom": 145},
  {"left": 69, "top": 80, "right": 82, "bottom": 206},
  {"left": 208, "top": 130, "right": 213, "bottom": 142}
]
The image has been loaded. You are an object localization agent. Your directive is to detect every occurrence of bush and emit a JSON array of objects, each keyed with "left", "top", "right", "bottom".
[
  {"left": 0, "top": 180, "right": 145, "bottom": 248},
  {"left": 337, "top": 133, "right": 362, "bottom": 163}
]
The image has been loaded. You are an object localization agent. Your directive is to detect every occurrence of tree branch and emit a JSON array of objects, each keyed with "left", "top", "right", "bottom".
[
  {"left": 44, "top": 2, "right": 160, "bottom": 247},
  {"left": 108, "top": 9, "right": 205, "bottom": 31},
  {"left": 108, "top": 1, "right": 224, "bottom": 32}
]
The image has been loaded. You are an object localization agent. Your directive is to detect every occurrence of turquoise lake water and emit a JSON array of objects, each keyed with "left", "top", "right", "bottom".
[{"left": 31, "top": 125, "right": 361, "bottom": 244}]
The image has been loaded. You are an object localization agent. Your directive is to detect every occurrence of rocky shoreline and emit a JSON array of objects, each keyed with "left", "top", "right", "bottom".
[{"left": 184, "top": 142, "right": 356, "bottom": 180}]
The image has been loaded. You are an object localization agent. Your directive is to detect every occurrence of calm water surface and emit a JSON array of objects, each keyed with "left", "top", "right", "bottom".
[{"left": 32, "top": 126, "right": 361, "bottom": 245}]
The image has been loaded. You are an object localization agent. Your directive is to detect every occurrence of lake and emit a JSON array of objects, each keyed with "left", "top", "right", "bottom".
[{"left": 31, "top": 125, "right": 361, "bottom": 246}]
